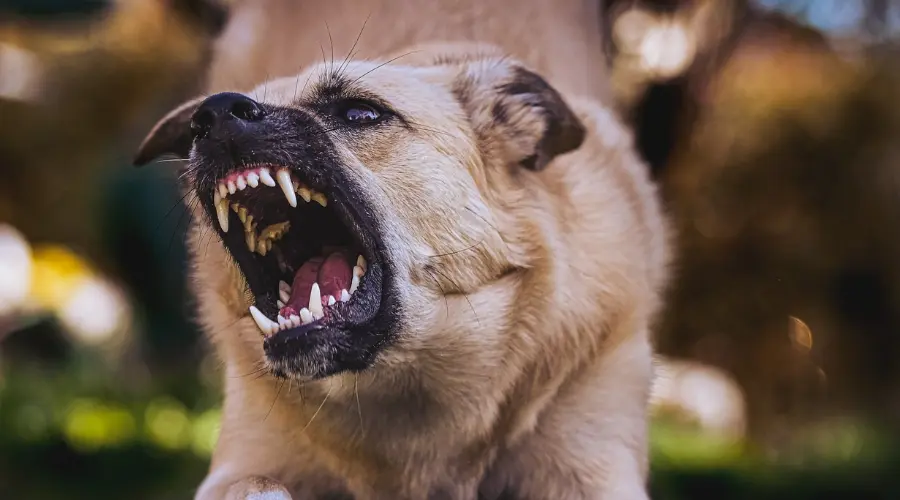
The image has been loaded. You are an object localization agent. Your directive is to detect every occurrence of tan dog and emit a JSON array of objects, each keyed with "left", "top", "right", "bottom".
[{"left": 135, "top": 42, "right": 669, "bottom": 500}]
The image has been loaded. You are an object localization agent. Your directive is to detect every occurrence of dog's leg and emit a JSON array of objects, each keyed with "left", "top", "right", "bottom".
[
  {"left": 481, "top": 332, "right": 654, "bottom": 500},
  {"left": 194, "top": 377, "right": 351, "bottom": 500}
]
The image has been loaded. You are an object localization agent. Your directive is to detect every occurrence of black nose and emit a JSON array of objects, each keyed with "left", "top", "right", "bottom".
[{"left": 190, "top": 92, "right": 266, "bottom": 140}]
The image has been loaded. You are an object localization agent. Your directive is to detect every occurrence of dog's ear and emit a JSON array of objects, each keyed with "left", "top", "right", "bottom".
[
  {"left": 133, "top": 96, "right": 204, "bottom": 166},
  {"left": 453, "top": 60, "right": 586, "bottom": 171}
]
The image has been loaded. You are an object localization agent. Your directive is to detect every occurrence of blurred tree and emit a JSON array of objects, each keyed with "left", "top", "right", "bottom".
[{"left": 607, "top": 0, "right": 900, "bottom": 450}]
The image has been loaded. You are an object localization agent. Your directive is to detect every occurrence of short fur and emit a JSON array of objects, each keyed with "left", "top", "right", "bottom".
[{"left": 137, "top": 43, "right": 669, "bottom": 500}]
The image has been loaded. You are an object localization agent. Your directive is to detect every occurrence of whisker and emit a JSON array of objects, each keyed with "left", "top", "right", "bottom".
[
  {"left": 354, "top": 374, "right": 363, "bottom": 435},
  {"left": 348, "top": 51, "right": 422, "bottom": 87},
  {"left": 325, "top": 20, "right": 335, "bottom": 76},
  {"left": 426, "top": 239, "right": 486, "bottom": 259},
  {"left": 429, "top": 266, "right": 482, "bottom": 327},
  {"left": 154, "top": 189, "right": 194, "bottom": 237},
  {"left": 337, "top": 13, "right": 371, "bottom": 77},
  {"left": 424, "top": 267, "right": 451, "bottom": 321},
  {"left": 265, "top": 378, "right": 286, "bottom": 422},
  {"left": 301, "top": 380, "right": 333, "bottom": 433}
]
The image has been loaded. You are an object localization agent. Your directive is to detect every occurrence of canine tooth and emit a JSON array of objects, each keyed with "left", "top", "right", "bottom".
[
  {"left": 245, "top": 230, "right": 256, "bottom": 252},
  {"left": 214, "top": 191, "right": 229, "bottom": 233},
  {"left": 227, "top": 180, "right": 237, "bottom": 194},
  {"left": 299, "top": 308, "right": 313, "bottom": 324},
  {"left": 279, "top": 280, "right": 291, "bottom": 293},
  {"left": 259, "top": 168, "right": 276, "bottom": 187},
  {"left": 340, "top": 289, "right": 350, "bottom": 302},
  {"left": 297, "top": 186, "right": 311, "bottom": 203},
  {"left": 309, "top": 283, "right": 324, "bottom": 319},
  {"left": 249, "top": 306, "right": 276, "bottom": 336},
  {"left": 353, "top": 265, "right": 364, "bottom": 278},
  {"left": 349, "top": 274, "right": 360, "bottom": 294},
  {"left": 357, "top": 255, "right": 367, "bottom": 272},
  {"left": 327, "top": 295, "right": 336, "bottom": 306},
  {"left": 244, "top": 216, "right": 254, "bottom": 232},
  {"left": 246, "top": 171, "right": 260, "bottom": 188},
  {"left": 311, "top": 192, "right": 327, "bottom": 207},
  {"left": 279, "top": 289, "right": 290, "bottom": 303},
  {"left": 217, "top": 183, "right": 228, "bottom": 199},
  {"left": 277, "top": 299, "right": 285, "bottom": 308},
  {"left": 290, "top": 314, "right": 301, "bottom": 327},
  {"left": 236, "top": 175, "right": 247, "bottom": 190},
  {"left": 238, "top": 207, "right": 248, "bottom": 223},
  {"left": 276, "top": 169, "right": 298, "bottom": 207}
]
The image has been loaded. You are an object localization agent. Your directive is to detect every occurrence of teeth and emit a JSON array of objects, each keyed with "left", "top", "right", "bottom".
[
  {"left": 353, "top": 265, "right": 364, "bottom": 278},
  {"left": 227, "top": 180, "right": 237, "bottom": 194},
  {"left": 236, "top": 175, "right": 247, "bottom": 190},
  {"left": 340, "top": 289, "right": 351, "bottom": 302},
  {"left": 257, "top": 240, "right": 268, "bottom": 256},
  {"left": 311, "top": 192, "right": 328, "bottom": 207},
  {"left": 217, "top": 183, "right": 228, "bottom": 199},
  {"left": 327, "top": 295, "right": 336, "bottom": 306},
  {"left": 244, "top": 229, "right": 256, "bottom": 252},
  {"left": 279, "top": 280, "right": 291, "bottom": 293},
  {"left": 276, "top": 299, "right": 285, "bottom": 308},
  {"left": 277, "top": 315, "right": 289, "bottom": 328},
  {"left": 249, "top": 305, "right": 278, "bottom": 336},
  {"left": 279, "top": 289, "right": 290, "bottom": 303},
  {"left": 349, "top": 274, "right": 360, "bottom": 294},
  {"left": 259, "top": 168, "right": 276, "bottom": 187},
  {"left": 297, "top": 186, "right": 311, "bottom": 203},
  {"left": 214, "top": 190, "right": 229, "bottom": 233},
  {"left": 246, "top": 172, "right": 259, "bottom": 188},
  {"left": 290, "top": 314, "right": 301, "bottom": 327},
  {"left": 299, "top": 308, "right": 313, "bottom": 324},
  {"left": 238, "top": 207, "right": 248, "bottom": 223},
  {"left": 260, "top": 221, "right": 290, "bottom": 242},
  {"left": 357, "top": 255, "right": 367, "bottom": 272},
  {"left": 309, "top": 283, "right": 324, "bottom": 319},
  {"left": 244, "top": 216, "right": 254, "bottom": 232},
  {"left": 276, "top": 169, "right": 298, "bottom": 207}
]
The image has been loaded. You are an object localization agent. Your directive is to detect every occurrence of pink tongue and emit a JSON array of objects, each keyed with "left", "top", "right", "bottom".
[{"left": 286, "top": 251, "right": 353, "bottom": 311}]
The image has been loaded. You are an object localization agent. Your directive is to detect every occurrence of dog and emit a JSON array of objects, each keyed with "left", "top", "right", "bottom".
[{"left": 134, "top": 42, "right": 669, "bottom": 499}]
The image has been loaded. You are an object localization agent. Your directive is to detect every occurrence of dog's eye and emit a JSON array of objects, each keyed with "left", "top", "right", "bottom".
[{"left": 339, "top": 102, "right": 382, "bottom": 124}]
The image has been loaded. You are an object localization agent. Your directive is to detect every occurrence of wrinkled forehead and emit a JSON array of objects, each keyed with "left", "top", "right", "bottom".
[{"left": 246, "top": 60, "right": 460, "bottom": 118}]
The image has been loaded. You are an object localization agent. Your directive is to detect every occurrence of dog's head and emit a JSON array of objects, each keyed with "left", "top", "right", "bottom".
[{"left": 135, "top": 43, "right": 585, "bottom": 380}]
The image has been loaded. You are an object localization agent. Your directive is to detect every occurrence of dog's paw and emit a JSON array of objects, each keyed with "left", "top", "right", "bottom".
[{"left": 225, "top": 476, "right": 293, "bottom": 500}]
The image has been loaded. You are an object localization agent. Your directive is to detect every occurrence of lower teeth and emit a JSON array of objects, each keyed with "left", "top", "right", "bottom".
[{"left": 249, "top": 254, "right": 367, "bottom": 336}]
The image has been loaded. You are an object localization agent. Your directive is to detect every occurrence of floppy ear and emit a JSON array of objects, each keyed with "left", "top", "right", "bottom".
[
  {"left": 453, "top": 61, "right": 586, "bottom": 171},
  {"left": 133, "top": 96, "right": 204, "bottom": 166}
]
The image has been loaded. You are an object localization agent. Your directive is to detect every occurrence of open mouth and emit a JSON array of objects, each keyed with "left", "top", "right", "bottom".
[{"left": 207, "top": 164, "right": 382, "bottom": 340}]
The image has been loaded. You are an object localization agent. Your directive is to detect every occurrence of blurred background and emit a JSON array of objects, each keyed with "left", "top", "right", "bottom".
[{"left": 0, "top": 0, "right": 898, "bottom": 498}]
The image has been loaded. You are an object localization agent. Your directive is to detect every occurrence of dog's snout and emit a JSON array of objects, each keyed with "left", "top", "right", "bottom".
[{"left": 190, "top": 92, "right": 267, "bottom": 140}]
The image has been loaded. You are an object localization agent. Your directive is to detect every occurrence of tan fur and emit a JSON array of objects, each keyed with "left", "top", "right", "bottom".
[
  {"left": 163, "top": 44, "right": 668, "bottom": 499},
  {"left": 207, "top": 0, "right": 611, "bottom": 104}
]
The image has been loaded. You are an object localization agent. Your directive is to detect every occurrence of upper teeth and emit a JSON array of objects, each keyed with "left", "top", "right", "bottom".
[
  {"left": 248, "top": 254, "right": 368, "bottom": 337},
  {"left": 212, "top": 167, "right": 329, "bottom": 234}
]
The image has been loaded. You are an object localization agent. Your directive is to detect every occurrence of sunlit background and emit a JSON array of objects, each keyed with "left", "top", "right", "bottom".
[{"left": 1, "top": 0, "right": 899, "bottom": 498}]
